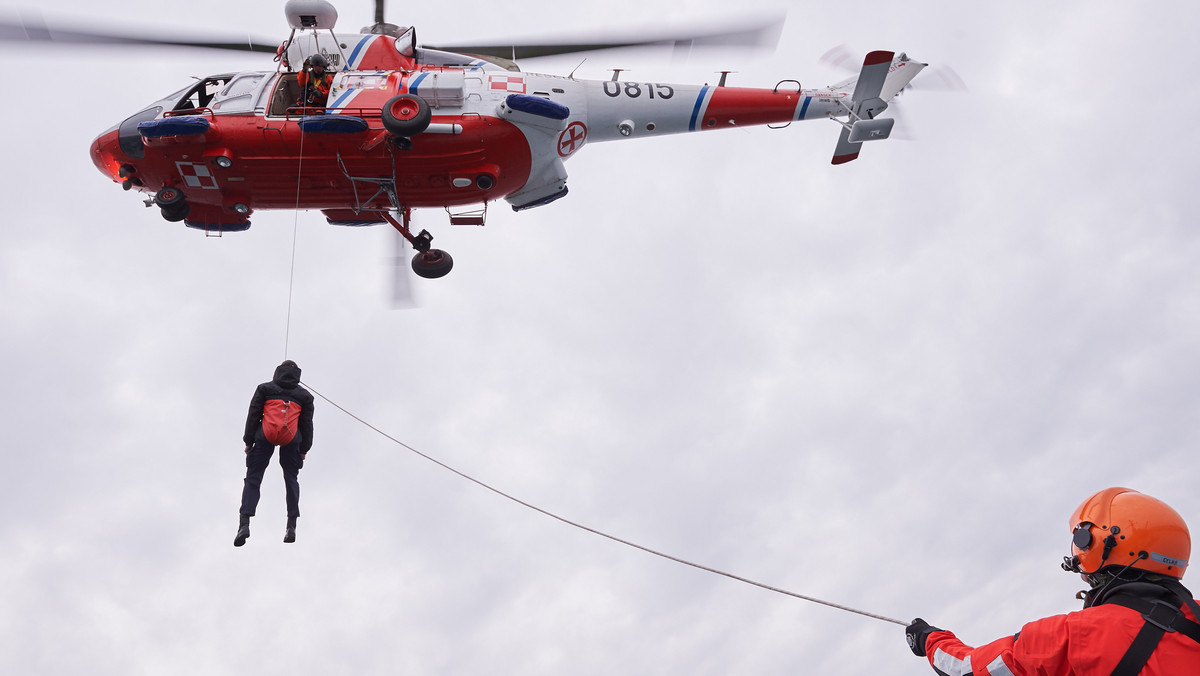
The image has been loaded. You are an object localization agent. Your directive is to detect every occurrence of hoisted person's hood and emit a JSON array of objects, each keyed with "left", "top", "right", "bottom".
[{"left": 273, "top": 360, "right": 301, "bottom": 389}]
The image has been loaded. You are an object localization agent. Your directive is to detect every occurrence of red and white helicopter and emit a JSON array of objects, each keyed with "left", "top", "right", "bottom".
[{"left": 24, "top": 0, "right": 926, "bottom": 278}]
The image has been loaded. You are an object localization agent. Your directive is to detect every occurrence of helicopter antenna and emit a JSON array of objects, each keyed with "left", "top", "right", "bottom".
[{"left": 568, "top": 58, "right": 587, "bottom": 80}]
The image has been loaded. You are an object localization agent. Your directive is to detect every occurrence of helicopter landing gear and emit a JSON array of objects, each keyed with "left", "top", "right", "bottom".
[
  {"left": 381, "top": 208, "right": 454, "bottom": 279},
  {"left": 155, "top": 186, "right": 190, "bottom": 222},
  {"left": 412, "top": 249, "right": 454, "bottom": 279},
  {"left": 155, "top": 186, "right": 185, "bottom": 208},
  {"left": 161, "top": 203, "right": 190, "bottom": 222}
]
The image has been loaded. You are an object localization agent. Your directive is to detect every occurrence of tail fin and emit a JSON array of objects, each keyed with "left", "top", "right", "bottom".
[{"left": 830, "top": 51, "right": 926, "bottom": 165}]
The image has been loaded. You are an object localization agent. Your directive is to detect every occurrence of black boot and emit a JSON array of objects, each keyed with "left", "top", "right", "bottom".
[
  {"left": 234, "top": 514, "right": 251, "bottom": 547},
  {"left": 283, "top": 516, "right": 297, "bottom": 544}
]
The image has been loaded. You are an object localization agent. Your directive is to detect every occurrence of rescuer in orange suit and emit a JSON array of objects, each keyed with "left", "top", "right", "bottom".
[
  {"left": 296, "top": 53, "right": 333, "bottom": 110},
  {"left": 905, "top": 487, "right": 1199, "bottom": 675}
]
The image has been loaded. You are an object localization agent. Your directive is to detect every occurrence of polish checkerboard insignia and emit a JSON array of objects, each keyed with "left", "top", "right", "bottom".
[
  {"left": 175, "top": 162, "right": 219, "bottom": 190},
  {"left": 489, "top": 75, "right": 526, "bottom": 94}
]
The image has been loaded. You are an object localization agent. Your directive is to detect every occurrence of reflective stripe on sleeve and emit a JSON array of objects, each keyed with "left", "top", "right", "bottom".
[
  {"left": 985, "top": 655, "right": 1015, "bottom": 676},
  {"left": 933, "top": 648, "right": 972, "bottom": 676}
]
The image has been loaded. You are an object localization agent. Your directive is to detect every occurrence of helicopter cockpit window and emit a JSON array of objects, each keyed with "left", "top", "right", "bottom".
[
  {"left": 172, "top": 74, "right": 236, "bottom": 112},
  {"left": 209, "top": 73, "right": 270, "bottom": 114},
  {"left": 395, "top": 26, "right": 416, "bottom": 57}
]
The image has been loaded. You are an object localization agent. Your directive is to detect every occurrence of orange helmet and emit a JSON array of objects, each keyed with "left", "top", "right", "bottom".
[{"left": 1064, "top": 487, "right": 1190, "bottom": 579}]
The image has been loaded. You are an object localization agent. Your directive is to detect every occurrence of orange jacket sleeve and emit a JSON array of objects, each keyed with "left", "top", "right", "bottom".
[{"left": 922, "top": 604, "right": 1200, "bottom": 675}]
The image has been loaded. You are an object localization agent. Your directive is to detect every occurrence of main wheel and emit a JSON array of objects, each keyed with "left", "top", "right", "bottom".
[
  {"left": 382, "top": 94, "right": 432, "bottom": 138},
  {"left": 155, "top": 186, "right": 186, "bottom": 209},
  {"left": 161, "top": 203, "right": 190, "bottom": 222},
  {"left": 411, "top": 249, "right": 453, "bottom": 279}
]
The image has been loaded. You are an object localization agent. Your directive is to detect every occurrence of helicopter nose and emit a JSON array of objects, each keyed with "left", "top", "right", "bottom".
[
  {"left": 90, "top": 129, "right": 124, "bottom": 182},
  {"left": 90, "top": 128, "right": 146, "bottom": 191}
]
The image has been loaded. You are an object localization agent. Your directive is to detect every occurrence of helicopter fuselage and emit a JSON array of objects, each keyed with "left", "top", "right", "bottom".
[{"left": 89, "top": 36, "right": 920, "bottom": 233}]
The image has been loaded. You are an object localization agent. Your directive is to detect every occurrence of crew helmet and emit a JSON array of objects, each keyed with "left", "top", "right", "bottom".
[
  {"left": 1064, "top": 487, "right": 1190, "bottom": 579},
  {"left": 305, "top": 54, "right": 329, "bottom": 70}
]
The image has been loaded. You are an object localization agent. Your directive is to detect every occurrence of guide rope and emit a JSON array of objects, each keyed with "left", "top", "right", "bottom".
[{"left": 302, "top": 380, "right": 907, "bottom": 626}]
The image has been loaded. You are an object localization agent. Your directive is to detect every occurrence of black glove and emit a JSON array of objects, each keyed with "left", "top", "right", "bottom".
[{"left": 905, "top": 617, "right": 942, "bottom": 657}]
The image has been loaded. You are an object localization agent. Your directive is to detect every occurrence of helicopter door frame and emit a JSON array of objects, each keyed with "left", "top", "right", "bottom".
[{"left": 267, "top": 72, "right": 304, "bottom": 117}]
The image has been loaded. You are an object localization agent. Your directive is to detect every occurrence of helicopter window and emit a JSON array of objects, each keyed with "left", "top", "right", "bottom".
[
  {"left": 117, "top": 106, "right": 163, "bottom": 159},
  {"left": 210, "top": 73, "right": 269, "bottom": 114},
  {"left": 395, "top": 26, "right": 416, "bottom": 57},
  {"left": 172, "top": 74, "right": 236, "bottom": 112},
  {"left": 219, "top": 73, "right": 266, "bottom": 100},
  {"left": 341, "top": 74, "right": 389, "bottom": 91}
]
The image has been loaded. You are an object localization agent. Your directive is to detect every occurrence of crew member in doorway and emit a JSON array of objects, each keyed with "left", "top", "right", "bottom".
[
  {"left": 905, "top": 487, "right": 1199, "bottom": 674},
  {"left": 296, "top": 54, "right": 333, "bottom": 110},
  {"left": 235, "top": 360, "right": 314, "bottom": 546}
]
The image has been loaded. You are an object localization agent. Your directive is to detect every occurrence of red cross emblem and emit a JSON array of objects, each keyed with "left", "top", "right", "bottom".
[
  {"left": 489, "top": 76, "right": 526, "bottom": 93},
  {"left": 557, "top": 122, "right": 588, "bottom": 157}
]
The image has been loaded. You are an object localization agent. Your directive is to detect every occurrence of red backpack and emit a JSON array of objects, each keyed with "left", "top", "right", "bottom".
[{"left": 262, "top": 399, "right": 301, "bottom": 445}]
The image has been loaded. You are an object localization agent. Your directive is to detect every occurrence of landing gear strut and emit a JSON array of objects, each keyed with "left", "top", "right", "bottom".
[{"left": 381, "top": 208, "right": 454, "bottom": 279}]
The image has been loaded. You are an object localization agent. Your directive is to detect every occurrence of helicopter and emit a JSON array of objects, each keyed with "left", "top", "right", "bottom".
[{"left": 16, "top": 0, "right": 926, "bottom": 279}]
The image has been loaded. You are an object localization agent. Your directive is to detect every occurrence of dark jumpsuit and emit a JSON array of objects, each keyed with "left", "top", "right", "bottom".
[{"left": 241, "top": 362, "right": 314, "bottom": 518}]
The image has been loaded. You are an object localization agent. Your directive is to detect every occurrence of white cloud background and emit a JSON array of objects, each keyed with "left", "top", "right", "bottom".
[{"left": 2, "top": 0, "right": 1198, "bottom": 673}]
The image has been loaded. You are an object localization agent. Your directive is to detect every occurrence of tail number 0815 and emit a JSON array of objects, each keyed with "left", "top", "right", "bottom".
[{"left": 601, "top": 82, "right": 675, "bottom": 100}]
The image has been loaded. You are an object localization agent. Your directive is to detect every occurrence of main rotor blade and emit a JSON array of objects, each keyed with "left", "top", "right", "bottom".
[
  {"left": 425, "top": 14, "right": 783, "bottom": 61},
  {"left": 0, "top": 12, "right": 277, "bottom": 53}
]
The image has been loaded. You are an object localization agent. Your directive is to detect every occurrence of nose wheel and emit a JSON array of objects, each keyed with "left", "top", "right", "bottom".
[
  {"left": 381, "top": 209, "right": 454, "bottom": 279},
  {"left": 154, "top": 186, "right": 190, "bottom": 222}
]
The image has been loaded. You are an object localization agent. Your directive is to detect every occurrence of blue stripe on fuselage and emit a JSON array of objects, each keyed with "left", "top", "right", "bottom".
[
  {"left": 328, "top": 89, "right": 355, "bottom": 110},
  {"left": 409, "top": 72, "right": 429, "bottom": 94},
  {"left": 347, "top": 35, "right": 373, "bottom": 68},
  {"left": 796, "top": 96, "right": 812, "bottom": 121},
  {"left": 689, "top": 86, "right": 710, "bottom": 132}
]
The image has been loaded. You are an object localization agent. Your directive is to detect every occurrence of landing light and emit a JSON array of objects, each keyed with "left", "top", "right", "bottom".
[
  {"left": 232, "top": 203, "right": 250, "bottom": 215},
  {"left": 214, "top": 156, "right": 234, "bottom": 168}
]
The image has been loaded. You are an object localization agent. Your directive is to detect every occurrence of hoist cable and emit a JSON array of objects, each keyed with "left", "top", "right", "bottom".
[
  {"left": 301, "top": 380, "right": 907, "bottom": 626},
  {"left": 283, "top": 126, "right": 307, "bottom": 359}
]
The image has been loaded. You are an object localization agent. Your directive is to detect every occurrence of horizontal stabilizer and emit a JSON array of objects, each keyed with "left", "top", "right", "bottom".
[{"left": 848, "top": 117, "right": 894, "bottom": 143}]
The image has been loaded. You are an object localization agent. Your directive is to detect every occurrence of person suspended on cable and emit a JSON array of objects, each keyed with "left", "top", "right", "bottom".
[
  {"left": 234, "top": 360, "right": 315, "bottom": 547},
  {"left": 295, "top": 53, "right": 333, "bottom": 111},
  {"left": 905, "top": 487, "right": 1199, "bottom": 674}
]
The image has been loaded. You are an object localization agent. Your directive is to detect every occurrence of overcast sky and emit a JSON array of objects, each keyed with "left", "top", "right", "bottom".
[{"left": 2, "top": 1, "right": 1199, "bottom": 673}]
